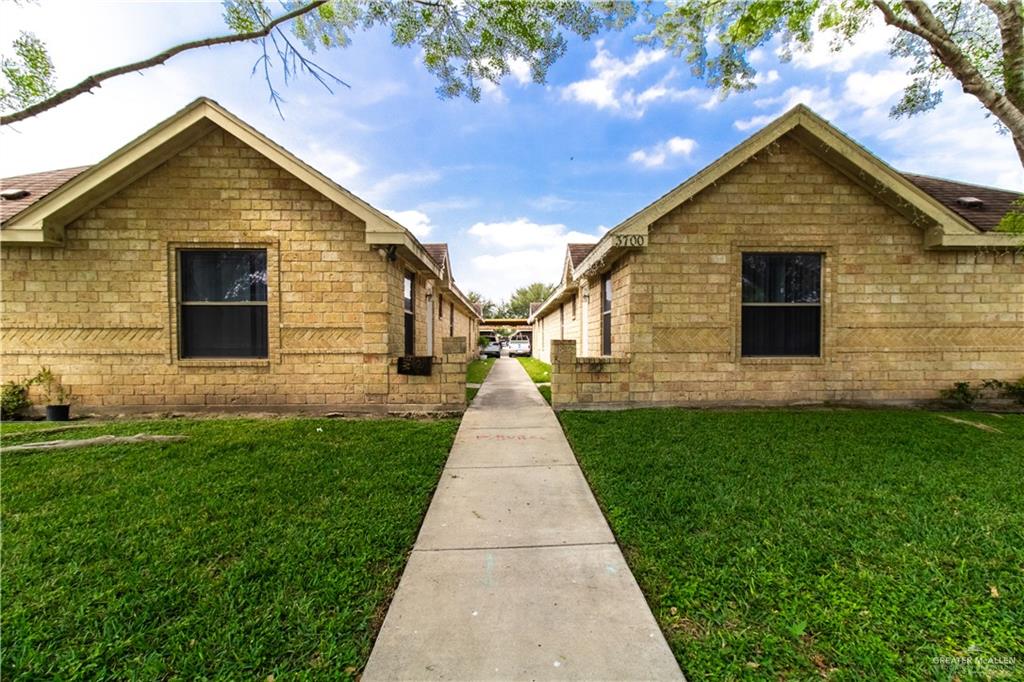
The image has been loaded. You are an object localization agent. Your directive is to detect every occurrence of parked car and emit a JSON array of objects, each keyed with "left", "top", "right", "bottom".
[
  {"left": 507, "top": 332, "right": 531, "bottom": 357},
  {"left": 480, "top": 332, "right": 501, "bottom": 358}
]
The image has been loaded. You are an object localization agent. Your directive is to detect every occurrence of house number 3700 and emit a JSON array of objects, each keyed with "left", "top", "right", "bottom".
[{"left": 614, "top": 234, "right": 647, "bottom": 247}]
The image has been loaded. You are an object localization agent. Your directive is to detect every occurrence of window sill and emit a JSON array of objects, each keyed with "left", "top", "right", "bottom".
[
  {"left": 740, "top": 356, "right": 824, "bottom": 365},
  {"left": 178, "top": 358, "right": 271, "bottom": 368}
]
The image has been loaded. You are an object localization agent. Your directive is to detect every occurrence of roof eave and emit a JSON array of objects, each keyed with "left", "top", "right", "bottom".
[
  {"left": 924, "top": 227, "right": 1023, "bottom": 250},
  {"left": 1, "top": 98, "right": 447, "bottom": 279},
  {"left": 527, "top": 280, "right": 579, "bottom": 323},
  {"left": 571, "top": 105, "right": 995, "bottom": 277}
]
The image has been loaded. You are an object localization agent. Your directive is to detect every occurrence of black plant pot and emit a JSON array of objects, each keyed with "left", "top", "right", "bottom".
[{"left": 45, "top": 404, "right": 71, "bottom": 422}]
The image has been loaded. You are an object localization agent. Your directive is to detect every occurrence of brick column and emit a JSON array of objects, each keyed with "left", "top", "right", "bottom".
[
  {"left": 551, "top": 339, "right": 578, "bottom": 408},
  {"left": 442, "top": 336, "right": 468, "bottom": 408}
]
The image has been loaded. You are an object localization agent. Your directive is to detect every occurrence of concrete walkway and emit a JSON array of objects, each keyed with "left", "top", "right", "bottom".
[{"left": 363, "top": 358, "right": 683, "bottom": 681}]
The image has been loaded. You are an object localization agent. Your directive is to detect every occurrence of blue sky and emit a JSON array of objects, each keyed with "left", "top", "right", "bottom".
[{"left": 2, "top": 1, "right": 1021, "bottom": 301}]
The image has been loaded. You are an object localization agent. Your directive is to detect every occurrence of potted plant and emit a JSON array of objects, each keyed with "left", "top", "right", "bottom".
[{"left": 35, "top": 366, "right": 74, "bottom": 421}]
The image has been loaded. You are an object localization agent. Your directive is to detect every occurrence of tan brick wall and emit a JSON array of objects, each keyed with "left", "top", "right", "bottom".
[
  {"left": 442, "top": 295, "right": 477, "bottom": 361},
  {"left": 549, "top": 133, "right": 1024, "bottom": 407},
  {"left": 532, "top": 305, "right": 564, "bottom": 364},
  {"left": 1, "top": 129, "right": 466, "bottom": 414}
]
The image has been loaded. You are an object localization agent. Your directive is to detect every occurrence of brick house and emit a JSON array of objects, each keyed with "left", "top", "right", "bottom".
[
  {"left": 0, "top": 98, "right": 481, "bottom": 414},
  {"left": 530, "top": 105, "right": 1023, "bottom": 408}
]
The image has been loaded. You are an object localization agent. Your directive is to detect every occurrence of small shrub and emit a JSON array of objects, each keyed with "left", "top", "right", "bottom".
[
  {"left": 941, "top": 378, "right": 1024, "bottom": 408},
  {"left": 939, "top": 382, "right": 981, "bottom": 407},
  {"left": 1, "top": 380, "right": 33, "bottom": 419},
  {"left": 984, "top": 377, "right": 1024, "bottom": 406}
]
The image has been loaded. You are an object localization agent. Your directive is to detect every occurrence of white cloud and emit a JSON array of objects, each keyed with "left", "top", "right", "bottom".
[
  {"left": 477, "top": 56, "right": 533, "bottom": 103},
  {"left": 417, "top": 197, "right": 480, "bottom": 212},
  {"left": 785, "top": 20, "right": 895, "bottom": 72},
  {"left": 700, "top": 92, "right": 724, "bottom": 110},
  {"left": 843, "top": 69, "right": 911, "bottom": 110},
  {"left": 468, "top": 218, "right": 580, "bottom": 249},
  {"left": 361, "top": 169, "right": 442, "bottom": 202},
  {"left": 384, "top": 209, "right": 434, "bottom": 238},
  {"left": 628, "top": 136, "right": 698, "bottom": 169},
  {"left": 869, "top": 84, "right": 1023, "bottom": 189},
  {"left": 508, "top": 57, "right": 532, "bottom": 86},
  {"left": 734, "top": 86, "right": 840, "bottom": 131},
  {"left": 529, "top": 194, "right": 576, "bottom": 211},
  {"left": 460, "top": 218, "right": 603, "bottom": 299},
  {"left": 298, "top": 142, "right": 363, "bottom": 183},
  {"left": 753, "top": 69, "right": 780, "bottom": 85},
  {"left": 561, "top": 40, "right": 698, "bottom": 117},
  {"left": 479, "top": 78, "right": 508, "bottom": 104}
]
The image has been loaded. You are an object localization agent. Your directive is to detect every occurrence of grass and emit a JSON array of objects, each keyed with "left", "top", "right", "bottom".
[
  {"left": 1, "top": 417, "right": 458, "bottom": 680},
  {"left": 515, "top": 357, "right": 551, "bottom": 403},
  {"left": 466, "top": 358, "right": 495, "bottom": 385},
  {"left": 559, "top": 409, "right": 1024, "bottom": 680},
  {"left": 466, "top": 357, "right": 495, "bottom": 403},
  {"left": 516, "top": 356, "right": 551, "bottom": 383}
]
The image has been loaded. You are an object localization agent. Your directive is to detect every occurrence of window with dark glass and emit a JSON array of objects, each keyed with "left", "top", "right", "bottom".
[
  {"left": 179, "top": 249, "right": 268, "bottom": 358},
  {"left": 741, "top": 253, "right": 822, "bottom": 357},
  {"left": 601, "top": 273, "right": 612, "bottom": 355},
  {"left": 439, "top": 295, "right": 444, "bottom": 319},
  {"left": 449, "top": 301, "right": 455, "bottom": 336},
  {"left": 403, "top": 272, "right": 415, "bottom": 355}
]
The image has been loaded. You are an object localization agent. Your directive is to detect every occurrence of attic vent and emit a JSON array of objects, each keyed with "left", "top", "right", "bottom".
[
  {"left": 956, "top": 196, "right": 984, "bottom": 209},
  {"left": 0, "top": 188, "right": 30, "bottom": 201}
]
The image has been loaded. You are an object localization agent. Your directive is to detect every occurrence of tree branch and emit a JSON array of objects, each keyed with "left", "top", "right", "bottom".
[
  {"left": 874, "top": 0, "right": 1024, "bottom": 167},
  {"left": 0, "top": 0, "right": 328, "bottom": 126},
  {"left": 871, "top": 0, "right": 944, "bottom": 44}
]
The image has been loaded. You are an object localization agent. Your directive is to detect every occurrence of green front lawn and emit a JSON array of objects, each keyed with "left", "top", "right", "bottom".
[
  {"left": 560, "top": 409, "right": 1024, "bottom": 680},
  {"left": 517, "top": 357, "right": 551, "bottom": 383},
  {"left": 2, "top": 417, "right": 457, "bottom": 680}
]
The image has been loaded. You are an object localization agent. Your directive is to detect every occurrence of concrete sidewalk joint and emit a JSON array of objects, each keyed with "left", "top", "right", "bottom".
[{"left": 363, "top": 357, "right": 684, "bottom": 681}]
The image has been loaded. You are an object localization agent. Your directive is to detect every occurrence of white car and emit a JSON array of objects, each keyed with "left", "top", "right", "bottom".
[
  {"left": 480, "top": 332, "right": 501, "bottom": 358},
  {"left": 507, "top": 333, "right": 531, "bottom": 357}
]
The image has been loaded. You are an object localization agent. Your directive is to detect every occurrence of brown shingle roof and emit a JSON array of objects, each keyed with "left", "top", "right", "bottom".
[
  {"left": 567, "top": 243, "right": 595, "bottom": 268},
  {"left": 1, "top": 166, "right": 91, "bottom": 224},
  {"left": 902, "top": 173, "right": 1020, "bottom": 232},
  {"left": 422, "top": 243, "right": 449, "bottom": 268}
]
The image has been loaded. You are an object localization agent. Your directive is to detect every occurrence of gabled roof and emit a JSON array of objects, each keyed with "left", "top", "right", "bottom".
[
  {"left": 530, "top": 242, "right": 590, "bottom": 322},
  {"left": 903, "top": 173, "right": 1019, "bottom": 232},
  {"left": 0, "top": 96, "right": 480, "bottom": 319},
  {"left": 1, "top": 98, "right": 422, "bottom": 251},
  {"left": 1, "top": 166, "right": 90, "bottom": 222},
  {"left": 571, "top": 105, "right": 1020, "bottom": 279},
  {"left": 422, "top": 243, "right": 451, "bottom": 281},
  {"left": 568, "top": 243, "right": 595, "bottom": 268}
]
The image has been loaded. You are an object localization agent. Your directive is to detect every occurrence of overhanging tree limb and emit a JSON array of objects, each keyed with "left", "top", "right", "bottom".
[
  {"left": 874, "top": 0, "right": 1024, "bottom": 166},
  {"left": 0, "top": 0, "right": 327, "bottom": 126}
]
